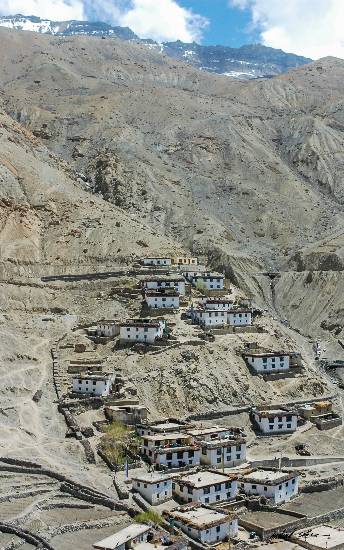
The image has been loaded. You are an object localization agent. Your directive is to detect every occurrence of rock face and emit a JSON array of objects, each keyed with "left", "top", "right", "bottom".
[
  {"left": 0, "top": 15, "right": 311, "bottom": 79},
  {"left": 160, "top": 41, "right": 312, "bottom": 79}
]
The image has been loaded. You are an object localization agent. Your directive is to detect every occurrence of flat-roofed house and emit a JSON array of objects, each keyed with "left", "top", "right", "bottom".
[
  {"left": 105, "top": 404, "right": 148, "bottom": 426},
  {"left": 145, "top": 289, "right": 180, "bottom": 309},
  {"left": 173, "top": 470, "right": 237, "bottom": 505},
  {"left": 200, "top": 437, "right": 246, "bottom": 468},
  {"left": 243, "top": 350, "right": 297, "bottom": 374},
  {"left": 164, "top": 505, "right": 238, "bottom": 544},
  {"left": 132, "top": 473, "right": 173, "bottom": 505},
  {"left": 72, "top": 373, "right": 114, "bottom": 397},
  {"left": 142, "top": 277, "right": 186, "bottom": 296},
  {"left": 97, "top": 321, "right": 120, "bottom": 338},
  {"left": 141, "top": 433, "right": 200, "bottom": 469},
  {"left": 192, "top": 308, "right": 227, "bottom": 328},
  {"left": 239, "top": 469, "right": 299, "bottom": 504},
  {"left": 190, "top": 272, "right": 225, "bottom": 291},
  {"left": 227, "top": 309, "right": 252, "bottom": 326},
  {"left": 119, "top": 319, "right": 164, "bottom": 344},
  {"left": 251, "top": 408, "right": 298, "bottom": 434},
  {"left": 93, "top": 523, "right": 151, "bottom": 550},
  {"left": 142, "top": 257, "right": 172, "bottom": 266}
]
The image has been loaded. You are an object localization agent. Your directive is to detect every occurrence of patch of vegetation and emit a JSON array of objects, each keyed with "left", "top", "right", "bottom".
[
  {"left": 99, "top": 420, "right": 140, "bottom": 466},
  {"left": 134, "top": 510, "right": 164, "bottom": 526}
]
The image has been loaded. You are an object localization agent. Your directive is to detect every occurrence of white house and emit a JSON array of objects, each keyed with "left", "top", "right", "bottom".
[
  {"left": 93, "top": 523, "right": 151, "bottom": 550},
  {"left": 142, "top": 257, "right": 172, "bottom": 266},
  {"left": 141, "top": 433, "right": 200, "bottom": 469},
  {"left": 191, "top": 272, "right": 225, "bottom": 291},
  {"left": 165, "top": 505, "right": 238, "bottom": 544},
  {"left": 96, "top": 321, "right": 120, "bottom": 338},
  {"left": 243, "top": 351, "right": 293, "bottom": 374},
  {"left": 119, "top": 320, "right": 164, "bottom": 344},
  {"left": 239, "top": 470, "right": 299, "bottom": 504},
  {"left": 187, "top": 426, "right": 239, "bottom": 442},
  {"left": 173, "top": 471, "right": 238, "bottom": 505},
  {"left": 204, "top": 299, "right": 233, "bottom": 311},
  {"left": 145, "top": 289, "right": 180, "bottom": 309},
  {"left": 192, "top": 308, "right": 227, "bottom": 328},
  {"left": 132, "top": 473, "right": 172, "bottom": 505},
  {"left": 142, "top": 277, "right": 186, "bottom": 296},
  {"left": 227, "top": 309, "right": 252, "bottom": 326},
  {"left": 251, "top": 408, "right": 298, "bottom": 435},
  {"left": 72, "top": 373, "right": 113, "bottom": 397},
  {"left": 200, "top": 438, "right": 246, "bottom": 468}
]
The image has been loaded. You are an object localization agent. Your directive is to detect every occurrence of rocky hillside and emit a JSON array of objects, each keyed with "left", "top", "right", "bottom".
[
  {"left": 0, "top": 27, "right": 342, "bottom": 348},
  {"left": 0, "top": 15, "right": 311, "bottom": 79}
]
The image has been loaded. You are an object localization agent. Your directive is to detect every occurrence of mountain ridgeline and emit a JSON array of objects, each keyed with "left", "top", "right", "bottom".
[{"left": 0, "top": 14, "right": 312, "bottom": 79}]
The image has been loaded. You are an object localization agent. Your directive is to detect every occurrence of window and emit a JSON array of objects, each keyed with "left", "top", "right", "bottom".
[
  {"left": 236, "top": 454, "right": 241, "bottom": 460},
  {"left": 225, "top": 482, "right": 231, "bottom": 489},
  {"left": 217, "top": 448, "right": 222, "bottom": 456},
  {"left": 279, "top": 485, "right": 282, "bottom": 490},
  {"left": 205, "top": 497, "right": 209, "bottom": 504},
  {"left": 264, "top": 486, "right": 267, "bottom": 492},
  {"left": 216, "top": 495, "right": 220, "bottom": 501},
  {"left": 93, "top": 381, "right": 96, "bottom": 385},
  {"left": 292, "top": 479, "right": 296, "bottom": 484},
  {"left": 203, "top": 487, "right": 210, "bottom": 494},
  {"left": 252, "top": 485, "right": 256, "bottom": 489},
  {"left": 217, "top": 457, "right": 221, "bottom": 464},
  {"left": 144, "top": 484, "right": 147, "bottom": 488},
  {"left": 157, "top": 483, "right": 160, "bottom": 488},
  {"left": 188, "top": 487, "right": 193, "bottom": 494},
  {"left": 236, "top": 445, "right": 241, "bottom": 451},
  {"left": 216, "top": 526, "right": 221, "bottom": 533},
  {"left": 202, "top": 448, "right": 207, "bottom": 455},
  {"left": 286, "top": 415, "right": 292, "bottom": 422},
  {"left": 287, "top": 424, "right": 291, "bottom": 429},
  {"left": 278, "top": 424, "right": 283, "bottom": 429},
  {"left": 215, "top": 484, "right": 221, "bottom": 492}
]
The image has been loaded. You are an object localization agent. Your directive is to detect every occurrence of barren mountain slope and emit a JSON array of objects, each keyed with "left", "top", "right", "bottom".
[
  {"left": 1, "top": 29, "right": 344, "bottom": 272},
  {"left": 1, "top": 29, "right": 344, "bottom": 349}
]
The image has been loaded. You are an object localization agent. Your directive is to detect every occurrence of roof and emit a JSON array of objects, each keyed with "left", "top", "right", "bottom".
[
  {"left": 240, "top": 469, "right": 298, "bottom": 485},
  {"left": 244, "top": 351, "right": 293, "bottom": 358},
  {"left": 73, "top": 373, "right": 112, "bottom": 381},
  {"left": 97, "top": 320, "right": 119, "bottom": 325},
  {"left": 228, "top": 309, "right": 252, "bottom": 314},
  {"left": 145, "top": 289, "right": 180, "bottom": 297},
  {"left": 205, "top": 298, "right": 233, "bottom": 304},
  {"left": 177, "top": 470, "right": 234, "bottom": 489},
  {"left": 253, "top": 408, "right": 296, "bottom": 419},
  {"left": 132, "top": 472, "right": 172, "bottom": 484},
  {"left": 120, "top": 320, "right": 162, "bottom": 328},
  {"left": 143, "top": 433, "right": 191, "bottom": 441},
  {"left": 167, "top": 506, "right": 228, "bottom": 530},
  {"left": 143, "top": 276, "right": 185, "bottom": 283},
  {"left": 93, "top": 524, "right": 150, "bottom": 550},
  {"left": 200, "top": 437, "right": 246, "bottom": 448},
  {"left": 194, "top": 273, "right": 224, "bottom": 280},
  {"left": 292, "top": 525, "right": 344, "bottom": 549},
  {"left": 187, "top": 426, "right": 231, "bottom": 437}
]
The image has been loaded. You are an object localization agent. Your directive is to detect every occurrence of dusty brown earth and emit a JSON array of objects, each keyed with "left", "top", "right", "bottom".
[{"left": 1, "top": 27, "right": 344, "bottom": 547}]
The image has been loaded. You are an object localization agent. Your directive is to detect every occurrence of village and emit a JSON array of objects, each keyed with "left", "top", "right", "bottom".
[{"left": 48, "top": 255, "right": 344, "bottom": 550}]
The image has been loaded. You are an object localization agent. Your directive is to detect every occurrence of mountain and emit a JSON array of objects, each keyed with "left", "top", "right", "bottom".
[
  {"left": 0, "top": 13, "right": 137, "bottom": 40},
  {"left": 0, "top": 14, "right": 312, "bottom": 79},
  {"left": 159, "top": 41, "right": 312, "bottom": 79},
  {"left": 0, "top": 26, "right": 344, "bottom": 338}
]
